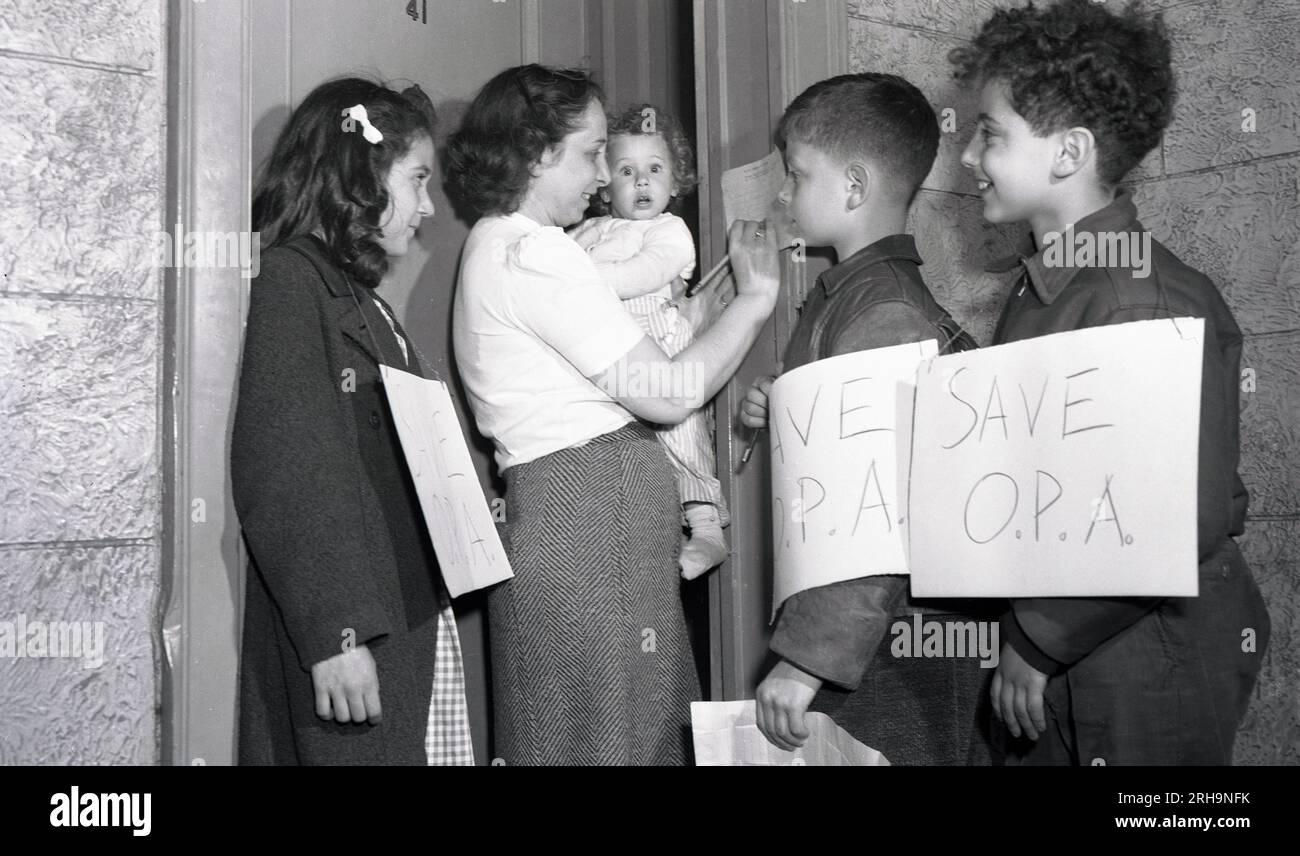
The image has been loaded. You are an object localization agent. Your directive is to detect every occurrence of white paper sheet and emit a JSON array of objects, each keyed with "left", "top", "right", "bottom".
[
  {"left": 380, "top": 365, "right": 514, "bottom": 597},
  {"left": 768, "top": 340, "right": 936, "bottom": 615},
  {"left": 692, "top": 700, "right": 890, "bottom": 766},
  {"left": 909, "top": 318, "right": 1203, "bottom": 597},
  {"left": 721, "top": 147, "right": 787, "bottom": 229}
]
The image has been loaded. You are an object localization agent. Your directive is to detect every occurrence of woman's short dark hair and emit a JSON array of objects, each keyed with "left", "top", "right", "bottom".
[
  {"left": 590, "top": 103, "right": 697, "bottom": 216},
  {"left": 252, "top": 77, "right": 436, "bottom": 287},
  {"left": 445, "top": 64, "right": 603, "bottom": 217}
]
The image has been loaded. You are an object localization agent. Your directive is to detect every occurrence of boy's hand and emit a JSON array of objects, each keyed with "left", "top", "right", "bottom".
[
  {"left": 990, "top": 642, "right": 1047, "bottom": 740},
  {"left": 740, "top": 375, "right": 775, "bottom": 430},
  {"left": 311, "top": 644, "right": 382, "bottom": 725},
  {"left": 756, "top": 660, "right": 822, "bottom": 751},
  {"left": 727, "top": 218, "right": 780, "bottom": 307}
]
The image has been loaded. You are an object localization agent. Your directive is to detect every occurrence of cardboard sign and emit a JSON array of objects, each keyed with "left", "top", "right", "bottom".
[
  {"left": 768, "top": 340, "right": 937, "bottom": 613},
  {"left": 909, "top": 318, "right": 1203, "bottom": 597},
  {"left": 380, "top": 365, "right": 513, "bottom": 597}
]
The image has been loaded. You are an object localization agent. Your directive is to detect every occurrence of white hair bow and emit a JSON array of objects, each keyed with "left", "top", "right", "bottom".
[{"left": 340, "top": 104, "right": 384, "bottom": 144}]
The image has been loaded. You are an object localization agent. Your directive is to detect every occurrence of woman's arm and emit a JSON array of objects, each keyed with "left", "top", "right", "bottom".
[{"left": 589, "top": 219, "right": 780, "bottom": 424}]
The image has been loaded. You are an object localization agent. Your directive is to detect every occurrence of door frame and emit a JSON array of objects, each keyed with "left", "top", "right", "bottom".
[
  {"left": 694, "top": 0, "right": 846, "bottom": 700},
  {"left": 161, "top": 0, "right": 252, "bottom": 767}
]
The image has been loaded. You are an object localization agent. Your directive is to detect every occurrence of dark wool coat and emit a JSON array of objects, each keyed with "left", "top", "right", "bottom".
[
  {"left": 991, "top": 191, "right": 1269, "bottom": 764},
  {"left": 232, "top": 235, "right": 441, "bottom": 765}
]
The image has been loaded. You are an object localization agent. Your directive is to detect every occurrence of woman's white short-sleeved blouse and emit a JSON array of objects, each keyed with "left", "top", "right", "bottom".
[{"left": 453, "top": 212, "right": 647, "bottom": 472}]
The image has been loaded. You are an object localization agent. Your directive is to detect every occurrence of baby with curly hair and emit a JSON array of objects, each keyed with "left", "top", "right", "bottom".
[
  {"left": 570, "top": 103, "right": 729, "bottom": 580},
  {"left": 952, "top": 0, "right": 1269, "bottom": 765}
]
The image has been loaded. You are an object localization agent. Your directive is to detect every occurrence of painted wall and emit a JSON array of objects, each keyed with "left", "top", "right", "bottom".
[
  {"left": 847, "top": 0, "right": 1299, "bottom": 763},
  {"left": 0, "top": 0, "right": 165, "bottom": 763}
]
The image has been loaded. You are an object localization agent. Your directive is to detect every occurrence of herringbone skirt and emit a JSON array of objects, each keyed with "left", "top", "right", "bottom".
[{"left": 489, "top": 422, "right": 701, "bottom": 765}]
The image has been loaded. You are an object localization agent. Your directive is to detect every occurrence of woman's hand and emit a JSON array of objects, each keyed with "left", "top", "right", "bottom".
[
  {"left": 311, "top": 644, "right": 383, "bottom": 725},
  {"left": 727, "top": 218, "right": 780, "bottom": 307}
]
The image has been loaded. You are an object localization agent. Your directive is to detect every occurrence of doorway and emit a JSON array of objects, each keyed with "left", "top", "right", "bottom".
[{"left": 165, "top": 0, "right": 845, "bottom": 765}]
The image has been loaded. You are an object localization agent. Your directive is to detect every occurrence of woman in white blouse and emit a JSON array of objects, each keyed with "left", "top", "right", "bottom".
[{"left": 447, "top": 64, "right": 778, "bottom": 765}]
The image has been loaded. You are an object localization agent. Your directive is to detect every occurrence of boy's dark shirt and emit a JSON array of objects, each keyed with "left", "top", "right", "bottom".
[
  {"left": 990, "top": 189, "right": 1249, "bottom": 674},
  {"left": 769, "top": 233, "right": 979, "bottom": 689}
]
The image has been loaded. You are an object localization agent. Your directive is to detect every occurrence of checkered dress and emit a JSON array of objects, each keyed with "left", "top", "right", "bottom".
[
  {"left": 370, "top": 300, "right": 476, "bottom": 766},
  {"left": 425, "top": 604, "right": 475, "bottom": 765}
]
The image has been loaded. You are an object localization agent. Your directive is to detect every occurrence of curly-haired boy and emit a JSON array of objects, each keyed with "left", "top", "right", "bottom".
[{"left": 951, "top": 0, "right": 1269, "bottom": 764}]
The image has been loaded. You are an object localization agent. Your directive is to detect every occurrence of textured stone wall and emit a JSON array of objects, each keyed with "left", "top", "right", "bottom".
[
  {"left": 0, "top": 0, "right": 165, "bottom": 764},
  {"left": 848, "top": 0, "right": 1299, "bottom": 763}
]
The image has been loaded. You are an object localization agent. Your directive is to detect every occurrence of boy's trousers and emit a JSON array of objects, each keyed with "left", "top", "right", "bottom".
[{"left": 1007, "top": 538, "right": 1269, "bottom": 765}]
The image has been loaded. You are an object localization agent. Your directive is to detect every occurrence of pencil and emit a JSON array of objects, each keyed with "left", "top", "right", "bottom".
[
  {"left": 684, "top": 242, "right": 799, "bottom": 299},
  {"left": 739, "top": 428, "right": 765, "bottom": 469},
  {"left": 684, "top": 255, "right": 732, "bottom": 299}
]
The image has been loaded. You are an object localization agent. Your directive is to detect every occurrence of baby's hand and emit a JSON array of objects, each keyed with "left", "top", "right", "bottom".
[
  {"left": 567, "top": 218, "right": 603, "bottom": 251},
  {"left": 677, "top": 278, "right": 723, "bottom": 336},
  {"left": 740, "top": 375, "right": 775, "bottom": 429},
  {"left": 669, "top": 275, "right": 689, "bottom": 301},
  {"left": 990, "top": 642, "right": 1048, "bottom": 740}
]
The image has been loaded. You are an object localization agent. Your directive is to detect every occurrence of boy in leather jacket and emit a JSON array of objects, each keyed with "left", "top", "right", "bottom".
[{"left": 746, "top": 73, "right": 999, "bottom": 764}]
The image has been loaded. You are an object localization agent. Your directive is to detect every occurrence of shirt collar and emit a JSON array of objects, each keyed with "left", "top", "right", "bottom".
[
  {"left": 821, "top": 234, "right": 923, "bottom": 295},
  {"left": 985, "top": 189, "right": 1143, "bottom": 305}
]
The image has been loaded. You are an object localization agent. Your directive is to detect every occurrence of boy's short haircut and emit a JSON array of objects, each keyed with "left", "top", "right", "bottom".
[
  {"left": 949, "top": 0, "right": 1175, "bottom": 187},
  {"left": 775, "top": 72, "right": 939, "bottom": 204}
]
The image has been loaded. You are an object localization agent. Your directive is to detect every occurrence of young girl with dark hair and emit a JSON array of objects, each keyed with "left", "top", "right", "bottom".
[{"left": 233, "top": 76, "right": 473, "bottom": 765}]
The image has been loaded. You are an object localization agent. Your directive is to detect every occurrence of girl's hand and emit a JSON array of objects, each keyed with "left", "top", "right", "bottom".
[
  {"left": 990, "top": 642, "right": 1047, "bottom": 740},
  {"left": 727, "top": 218, "right": 780, "bottom": 307},
  {"left": 311, "top": 644, "right": 382, "bottom": 725}
]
